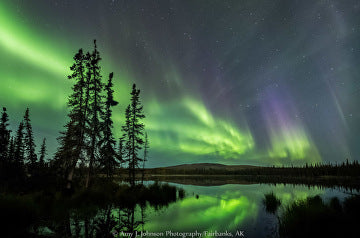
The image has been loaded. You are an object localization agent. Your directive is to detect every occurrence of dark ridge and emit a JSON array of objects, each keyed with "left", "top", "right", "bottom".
[{"left": 156, "top": 163, "right": 259, "bottom": 170}]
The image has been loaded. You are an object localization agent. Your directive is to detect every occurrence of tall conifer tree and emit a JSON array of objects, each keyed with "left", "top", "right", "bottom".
[
  {"left": 100, "top": 72, "right": 119, "bottom": 178},
  {"left": 85, "top": 40, "right": 105, "bottom": 188},
  {"left": 0, "top": 107, "right": 10, "bottom": 161},
  {"left": 118, "top": 138, "right": 125, "bottom": 168},
  {"left": 0, "top": 107, "right": 11, "bottom": 179},
  {"left": 122, "top": 84, "right": 145, "bottom": 186},
  {"left": 23, "top": 108, "right": 37, "bottom": 173},
  {"left": 7, "top": 136, "right": 15, "bottom": 162},
  {"left": 39, "top": 138, "right": 47, "bottom": 168},
  {"left": 141, "top": 132, "right": 149, "bottom": 184},
  {"left": 122, "top": 105, "right": 132, "bottom": 183},
  {"left": 55, "top": 48, "right": 89, "bottom": 190},
  {"left": 14, "top": 122, "right": 25, "bottom": 167}
]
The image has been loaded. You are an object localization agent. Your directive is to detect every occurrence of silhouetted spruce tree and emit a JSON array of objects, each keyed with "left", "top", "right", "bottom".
[
  {"left": 0, "top": 107, "right": 11, "bottom": 180},
  {"left": 23, "top": 108, "right": 37, "bottom": 174},
  {"left": 39, "top": 138, "right": 47, "bottom": 168},
  {"left": 7, "top": 136, "right": 15, "bottom": 162},
  {"left": 55, "top": 48, "right": 89, "bottom": 190},
  {"left": 118, "top": 138, "right": 125, "bottom": 168},
  {"left": 122, "top": 84, "right": 145, "bottom": 186},
  {"left": 122, "top": 105, "right": 132, "bottom": 183},
  {"left": 85, "top": 40, "right": 105, "bottom": 188},
  {"left": 141, "top": 132, "right": 149, "bottom": 184},
  {"left": 0, "top": 107, "right": 11, "bottom": 161},
  {"left": 99, "top": 72, "right": 119, "bottom": 178},
  {"left": 14, "top": 121, "right": 25, "bottom": 168},
  {"left": 55, "top": 126, "right": 76, "bottom": 183}
]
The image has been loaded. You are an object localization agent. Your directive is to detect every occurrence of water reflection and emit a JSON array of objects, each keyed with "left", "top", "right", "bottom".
[
  {"left": 1, "top": 182, "right": 358, "bottom": 237},
  {"left": 111, "top": 205, "right": 140, "bottom": 237},
  {"left": 143, "top": 193, "right": 258, "bottom": 233},
  {"left": 140, "top": 183, "right": 353, "bottom": 238},
  {"left": 263, "top": 192, "right": 281, "bottom": 214}
]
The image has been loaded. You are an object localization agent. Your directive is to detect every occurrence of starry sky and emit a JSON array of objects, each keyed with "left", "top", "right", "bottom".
[{"left": 1, "top": 0, "right": 359, "bottom": 167}]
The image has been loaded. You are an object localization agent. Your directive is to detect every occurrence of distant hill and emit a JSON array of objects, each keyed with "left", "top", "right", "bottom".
[
  {"left": 162, "top": 163, "right": 259, "bottom": 170},
  {"left": 116, "top": 162, "right": 360, "bottom": 188},
  {"left": 146, "top": 163, "right": 260, "bottom": 174}
]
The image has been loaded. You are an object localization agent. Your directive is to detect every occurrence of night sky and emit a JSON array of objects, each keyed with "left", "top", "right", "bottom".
[{"left": 1, "top": 0, "right": 359, "bottom": 167}]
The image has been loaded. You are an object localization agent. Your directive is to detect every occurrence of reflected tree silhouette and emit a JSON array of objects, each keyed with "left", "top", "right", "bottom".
[
  {"left": 263, "top": 192, "right": 281, "bottom": 214},
  {"left": 94, "top": 205, "right": 117, "bottom": 238}
]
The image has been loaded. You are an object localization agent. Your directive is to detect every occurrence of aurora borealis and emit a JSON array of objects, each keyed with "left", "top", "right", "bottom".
[{"left": 0, "top": 0, "right": 359, "bottom": 167}]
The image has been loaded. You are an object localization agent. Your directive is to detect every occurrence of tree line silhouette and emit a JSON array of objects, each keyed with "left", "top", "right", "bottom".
[
  {"left": 147, "top": 161, "right": 360, "bottom": 190},
  {"left": 149, "top": 161, "right": 360, "bottom": 177},
  {"left": 0, "top": 40, "right": 149, "bottom": 192},
  {"left": 0, "top": 107, "right": 48, "bottom": 190}
]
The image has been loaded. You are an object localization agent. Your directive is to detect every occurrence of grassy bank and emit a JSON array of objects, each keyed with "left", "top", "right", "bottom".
[{"left": 279, "top": 195, "right": 360, "bottom": 238}]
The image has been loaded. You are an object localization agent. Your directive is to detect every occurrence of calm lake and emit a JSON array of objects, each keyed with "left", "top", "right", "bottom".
[
  {"left": 6, "top": 179, "right": 356, "bottom": 238},
  {"left": 109, "top": 181, "right": 354, "bottom": 238}
]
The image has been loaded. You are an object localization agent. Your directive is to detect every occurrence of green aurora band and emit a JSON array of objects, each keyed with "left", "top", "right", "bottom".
[
  {"left": 146, "top": 97, "right": 254, "bottom": 160},
  {"left": 0, "top": 1, "right": 327, "bottom": 166},
  {"left": 0, "top": 4, "right": 71, "bottom": 109}
]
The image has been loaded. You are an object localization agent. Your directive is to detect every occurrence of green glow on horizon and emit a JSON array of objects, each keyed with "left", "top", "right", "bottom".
[
  {"left": 146, "top": 97, "right": 254, "bottom": 160},
  {"left": 267, "top": 126, "right": 321, "bottom": 164},
  {"left": 261, "top": 98, "right": 322, "bottom": 165}
]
